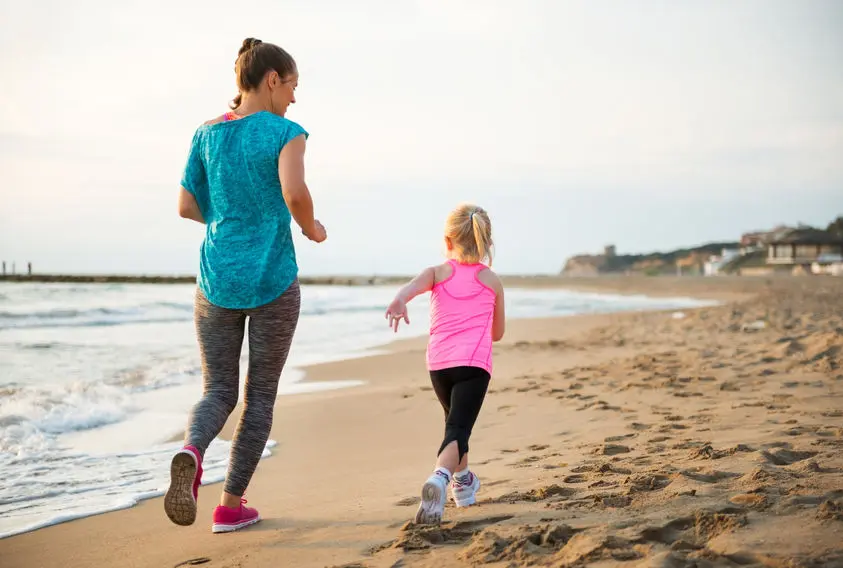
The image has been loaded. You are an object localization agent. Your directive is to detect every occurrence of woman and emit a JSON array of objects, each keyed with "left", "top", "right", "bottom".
[{"left": 164, "top": 37, "right": 327, "bottom": 534}]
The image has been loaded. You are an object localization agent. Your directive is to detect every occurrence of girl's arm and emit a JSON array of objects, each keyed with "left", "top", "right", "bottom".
[
  {"left": 395, "top": 267, "right": 436, "bottom": 304},
  {"left": 178, "top": 188, "right": 205, "bottom": 224},
  {"left": 479, "top": 269, "right": 506, "bottom": 341},
  {"left": 491, "top": 279, "right": 506, "bottom": 341},
  {"left": 385, "top": 266, "right": 436, "bottom": 331}
]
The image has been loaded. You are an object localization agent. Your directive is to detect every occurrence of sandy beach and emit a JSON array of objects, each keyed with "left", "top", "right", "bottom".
[{"left": 2, "top": 276, "right": 842, "bottom": 568}]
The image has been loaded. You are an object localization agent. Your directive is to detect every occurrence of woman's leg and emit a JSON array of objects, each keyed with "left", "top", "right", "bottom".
[
  {"left": 166, "top": 290, "right": 245, "bottom": 526},
  {"left": 185, "top": 289, "right": 246, "bottom": 455},
  {"left": 220, "top": 281, "right": 301, "bottom": 506}
]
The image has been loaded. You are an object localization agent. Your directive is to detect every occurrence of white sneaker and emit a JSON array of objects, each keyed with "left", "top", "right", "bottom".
[
  {"left": 414, "top": 472, "right": 449, "bottom": 525},
  {"left": 451, "top": 471, "right": 481, "bottom": 507}
]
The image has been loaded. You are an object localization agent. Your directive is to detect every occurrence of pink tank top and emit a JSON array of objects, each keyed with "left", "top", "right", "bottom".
[{"left": 426, "top": 260, "right": 497, "bottom": 374}]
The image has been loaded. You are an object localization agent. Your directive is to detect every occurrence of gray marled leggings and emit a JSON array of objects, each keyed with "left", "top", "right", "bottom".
[{"left": 186, "top": 281, "right": 300, "bottom": 497}]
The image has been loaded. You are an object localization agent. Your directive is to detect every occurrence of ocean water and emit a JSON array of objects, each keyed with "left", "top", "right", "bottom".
[{"left": 0, "top": 282, "right": 716, "bottom": 538}]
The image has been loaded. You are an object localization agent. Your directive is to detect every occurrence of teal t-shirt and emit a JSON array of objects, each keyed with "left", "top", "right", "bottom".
[{"left": 181, "top": 111, "right": 308, "bottom": 309}]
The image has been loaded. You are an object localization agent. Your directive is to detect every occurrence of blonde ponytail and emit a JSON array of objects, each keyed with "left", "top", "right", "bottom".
[
  {"left": 444, "top": 204, "right": 493, "bottom": 265},
  {"left": 471, "top": 211, "right": 493, "bottom": 266}
]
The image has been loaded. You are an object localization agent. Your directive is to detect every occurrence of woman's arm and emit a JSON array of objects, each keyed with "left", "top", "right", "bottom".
[
  {"left": 178, "top": 187, "right": 205, "bottom": 224},
  {"left": 279, "top": 134, "right": 324, "bottom": 242}
]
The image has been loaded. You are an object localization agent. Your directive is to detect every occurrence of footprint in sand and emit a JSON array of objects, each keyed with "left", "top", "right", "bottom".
[
  {"left": 604, "top": 433, "right": 636, "bottom": 443},
  {"left": 394, "top": 496, "right": 421, "bottom": 506},
  {"left": 512, "top": 455, "right": 542, "bottom": 467},
  {"left": 630, "top": 456, "right": 654, "bottom": 466},
  {"left": 625, "top": 473, "right": 671, "bottom": 493},
  {"left": 816, "top": 500, "right": 843, "bottom": 521},
  {"left": 569, "top": 464, "right": 597, "bottom": 474},
  {"left": 689, "top": 443, "right": 754, "bottom": 459},
  {"left": 588, "top": 479, "right": 620, "bottom": 489},
  {"left": 474, "top": 457, "right": 502, "bottom": 466},
  {"left": 493, "top": 484, "right": 576, "bottom": 503},
  {"left": 673, "top": 391, "right": 704, "bottom": 398},
  {"left": 369, "top": 514, "right": 516, "bottom": 554},
  {"left": 637, "top": 508, "right": 747, "bottom": 547},
  {"left": 729, "top": 493, "right": 768, "bottom": 508},
  {"left": 657, "top": 423, "right": 689, "bottom": 433},
  {"left": 595, "top": 444, "right": 631, "bottom": 456},
  {"left": 760, "top": 448, "right": 818, "bottom": 466},
  {"left": 680, "top": 469, "right": 741, "bottom": 483},
  {"left": 563, "top": 474, "right": 588, "bottom": 484}
]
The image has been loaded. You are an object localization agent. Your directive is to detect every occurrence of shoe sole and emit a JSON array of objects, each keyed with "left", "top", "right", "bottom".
[
  {"left": 164, "top": 451, "right": 198, "bottom": 526},
  {"left": 453, "top": 478, "right": 481, "bottom": 508},
  {"left": 212, "top": 515, "right": 261, "bottom": 534},
  {"left": 414, "top": 481, "right": 444, "bottom": 525}
]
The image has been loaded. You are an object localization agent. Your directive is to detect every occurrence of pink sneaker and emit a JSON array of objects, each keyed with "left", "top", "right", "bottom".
[
  {"left": 164, "top": 445, "right": 203, "bottom": 526},
  {"left": 212, "top": 498, "right": 261, "bottom": 533}
]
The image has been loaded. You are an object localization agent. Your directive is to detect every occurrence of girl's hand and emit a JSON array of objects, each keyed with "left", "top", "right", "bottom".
[{"left": 385, "top": 297, "right": 409, "bottom": 332}]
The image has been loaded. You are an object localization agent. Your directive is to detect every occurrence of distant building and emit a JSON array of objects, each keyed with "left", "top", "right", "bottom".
[
  {"left": 704, "top": 248, "right": 741, "bottom": 276},
  {"left": 811, "top": 254, "right": 843, "bottom": 276},
  {"left": 767, "top": 228, "right": 843, "bottom": 270},
  {"left": 740, "top": 225, "right": 791, "bottom": 254}
]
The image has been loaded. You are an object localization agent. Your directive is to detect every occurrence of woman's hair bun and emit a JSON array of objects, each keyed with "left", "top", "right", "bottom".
[{"left": 238, "top": 37, "right": 263, "bottom": 57}]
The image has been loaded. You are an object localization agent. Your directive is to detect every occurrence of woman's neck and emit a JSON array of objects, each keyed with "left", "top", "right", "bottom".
[{"left": 234, "top": 93, "right": 270, "bottom": 117}]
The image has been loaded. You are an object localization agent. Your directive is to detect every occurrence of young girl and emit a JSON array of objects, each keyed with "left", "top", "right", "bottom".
[{"left": 385, "top": 203, "right": 506, "bottom": 525}]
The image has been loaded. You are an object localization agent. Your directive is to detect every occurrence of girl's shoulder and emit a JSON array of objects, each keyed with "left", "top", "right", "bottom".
[
  {"left": 432, "top": 262, "right": 454, "bottom": 285},
  {"left": 476, "top": 266, "right": 502, "bottom": 294}
]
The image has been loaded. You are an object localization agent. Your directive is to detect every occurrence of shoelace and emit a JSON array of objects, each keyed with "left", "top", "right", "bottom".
[{"left": 453, "top": 473, "right": 473, "bottom": 487}]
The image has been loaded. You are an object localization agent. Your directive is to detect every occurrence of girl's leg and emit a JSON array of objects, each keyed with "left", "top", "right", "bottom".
[
  {"left": 429, "top": 369, "right": 458, "bottom": 472},
  {"left": 416, "top": 367, "right": 490, "bottom": 524},
  {"left": 455, "top": 453, "right": 469, "bottom": 474},
  {"left": 220, "top": 281, "right": 301, "bottom": 507},
  {"left": 437, "top": 366, "right": 490, "bottom": 468}
]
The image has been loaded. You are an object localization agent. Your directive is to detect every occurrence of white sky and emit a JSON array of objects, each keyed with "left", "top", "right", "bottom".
[{"left": 1, "top": 0, "right": 841, "bottom": 275}]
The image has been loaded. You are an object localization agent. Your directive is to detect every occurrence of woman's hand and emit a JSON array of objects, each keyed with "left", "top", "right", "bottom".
[
  {"left": 385, "top": 297, "right": 409, "bottom": 332},
  {"left": 303, "top": 220, "right": 327, "bottom": 243}
]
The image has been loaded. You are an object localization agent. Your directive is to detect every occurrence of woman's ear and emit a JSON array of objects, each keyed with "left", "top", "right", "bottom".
[{"left": 444, "top": 237, "right": 453, "bottom": 251}]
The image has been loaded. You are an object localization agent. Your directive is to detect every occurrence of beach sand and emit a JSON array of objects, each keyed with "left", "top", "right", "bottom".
[{"left": 2, "top": 276, "right": 842, "bottom": 567}]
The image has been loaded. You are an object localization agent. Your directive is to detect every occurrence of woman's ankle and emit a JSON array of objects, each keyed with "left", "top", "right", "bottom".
[{"left": 220, "top": 492, "right": 242, "bottom": 508}]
